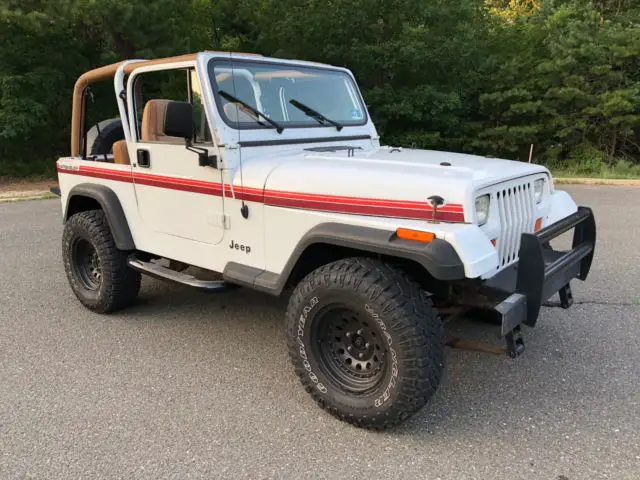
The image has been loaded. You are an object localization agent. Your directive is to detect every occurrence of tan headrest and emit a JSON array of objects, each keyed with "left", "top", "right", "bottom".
[
  {"left": 141, "top": 99, "right": 184, "bottom": 144},
  {"left": 112, "top": 140, "right": 130, "bottom": 165},
  {"left": 223, "top": 102, "right": 257, "bottom": 123}
]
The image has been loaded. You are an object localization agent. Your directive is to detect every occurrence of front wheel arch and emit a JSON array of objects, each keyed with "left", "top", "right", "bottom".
[{"left": 276, "top": 223, "right": 466, "bottom": 296}]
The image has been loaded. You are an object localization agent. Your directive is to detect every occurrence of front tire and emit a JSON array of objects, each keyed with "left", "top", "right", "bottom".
[
  {"left": 286, "top": 257, "right": 444, "bottom": 429},
  {"left": 62, "top": 210, "right": 141, "bottom": 313}
]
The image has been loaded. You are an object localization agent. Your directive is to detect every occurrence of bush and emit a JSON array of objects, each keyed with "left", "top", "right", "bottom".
[{"left": 567, "top": 144, "right": 610, "bottom": 175}]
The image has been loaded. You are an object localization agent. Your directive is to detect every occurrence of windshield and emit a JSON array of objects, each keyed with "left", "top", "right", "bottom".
[{"left": 208, "top": 59, "right": 367, "bottom": 130}]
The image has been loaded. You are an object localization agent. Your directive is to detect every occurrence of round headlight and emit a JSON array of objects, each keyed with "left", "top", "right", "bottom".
[
  {"left": 534, "top": 179, "right": 544, "bottom": 204},
  {"left": 475, "top": 194, "right": 490, "bottom": 226}
]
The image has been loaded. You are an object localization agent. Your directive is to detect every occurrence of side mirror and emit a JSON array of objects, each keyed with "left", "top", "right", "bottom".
[
  {"left": 163, "top": 101, "right": 194, "bottom": 139},
  {"left": 164, "top": 100, "right": 217, "bottom": 168}
]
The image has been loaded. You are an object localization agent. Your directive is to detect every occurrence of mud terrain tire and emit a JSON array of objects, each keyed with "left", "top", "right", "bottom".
[
  {"left": 286, "top": 257, "right": 444, "bottom": 429},
  {"left": 62, "top": 210, "right": 140, "bottom": 313}
]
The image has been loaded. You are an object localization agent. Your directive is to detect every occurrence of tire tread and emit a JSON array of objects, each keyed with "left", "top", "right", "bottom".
[
  {"left": 62, "top": 209, "right": 140, "bottom": 313},
  {"left": 286, "top": 257, "right": 444, "bottom": 430}
]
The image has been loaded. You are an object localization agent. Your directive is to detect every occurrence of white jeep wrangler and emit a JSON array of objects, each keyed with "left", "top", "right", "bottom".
[{"left": 55, "top": 51, "right": 596, "bottom": 429}]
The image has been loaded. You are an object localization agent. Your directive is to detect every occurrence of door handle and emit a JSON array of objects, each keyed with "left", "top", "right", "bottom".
[{"left": 137, "top": 149, "right": 150, "bottom": 168}]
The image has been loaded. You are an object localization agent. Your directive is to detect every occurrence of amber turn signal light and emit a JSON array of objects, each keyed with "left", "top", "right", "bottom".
[
  {"left": 396, "top": 228, "right": 435, "bottom": 243},
  {"left": 535, "top": 218, "right": 543, "bottom": 232}
]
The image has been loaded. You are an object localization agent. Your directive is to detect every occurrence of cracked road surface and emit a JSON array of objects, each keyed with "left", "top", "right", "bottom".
[{"left": 1, "top": 186, "right": 639, "bottom": 479}]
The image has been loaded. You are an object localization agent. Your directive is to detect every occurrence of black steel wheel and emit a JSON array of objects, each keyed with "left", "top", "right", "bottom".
[
  {"left": 71, "top": 238, "right": 102, "bottom": 290},
  {"left": 286, "top": 257, "right": 444, "bottom": 430},
  {"left": 314, "top": 306, "right": 387, "bottom": 394},
  {"left": 62, "top": 209, "right": 140, "bottom": 313}
]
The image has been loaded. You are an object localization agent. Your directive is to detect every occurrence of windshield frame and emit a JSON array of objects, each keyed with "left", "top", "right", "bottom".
[{"left": 206, "top": 58, "right": 369, "bottom": 132}]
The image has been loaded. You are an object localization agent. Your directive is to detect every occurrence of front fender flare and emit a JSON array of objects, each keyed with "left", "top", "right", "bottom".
[
  {"left": 287, "top": 222, "right": 465, "bottom": 280},
  {"left": 224, "top": 223, "right": 465, "bottom": 296}
]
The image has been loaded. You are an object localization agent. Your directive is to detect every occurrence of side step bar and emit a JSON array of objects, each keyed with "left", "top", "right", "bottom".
[{"left": 127, "top": 255, "right": 234, "bottom": 293}]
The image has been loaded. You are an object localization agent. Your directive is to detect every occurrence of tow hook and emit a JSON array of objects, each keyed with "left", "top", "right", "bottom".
[
  {"left": 543, "top": 284, "right": 575, "bottom": 309},
  {"left": 505, "top": 326, "right": 525, "bottom": 358},
  {"left": 559, "top": 284, "right": 573, "bottom": 308}
]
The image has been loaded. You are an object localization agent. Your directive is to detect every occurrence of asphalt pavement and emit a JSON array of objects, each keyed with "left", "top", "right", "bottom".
[{"left": 1, "top": 185, "right": 639, "bottom": 479}]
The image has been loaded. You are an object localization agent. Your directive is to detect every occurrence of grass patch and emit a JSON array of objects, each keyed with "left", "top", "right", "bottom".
[
  {"left": 552, "top": 160, "right": 640, "bottom": 179},
  {"left": 0, "top": 193, "right": 57, "bottom": 203},
  {"left": 548, "top": 145, "right": 640, "bottom": 179},
  {"left": 0, "top": 174, "right": 57, "bottom": 185},
  {"left": 0, "top": 157, "right": 57, "bottom": 180}
]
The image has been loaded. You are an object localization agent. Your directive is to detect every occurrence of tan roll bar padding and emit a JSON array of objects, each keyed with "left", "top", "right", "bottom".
[
  {"left": 112, "top": 140, "right": 130, "bottom": 165},
  {"left": 70, "top": 51, "right": 263, "bottom": 157}
]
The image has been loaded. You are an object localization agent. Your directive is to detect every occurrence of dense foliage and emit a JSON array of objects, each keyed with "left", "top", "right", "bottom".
[{"left": 0, "top": 0, "right": 638, "bottom": 177}]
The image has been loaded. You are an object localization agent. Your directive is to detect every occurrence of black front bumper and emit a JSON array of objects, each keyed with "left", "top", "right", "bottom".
[{"left": 491, "top": 207, "right": 596, "bottom": 354}]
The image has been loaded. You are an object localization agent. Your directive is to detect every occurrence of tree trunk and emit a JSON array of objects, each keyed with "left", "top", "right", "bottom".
[{"left": 610, "top": 127, "right": 617, "bottom": 158}]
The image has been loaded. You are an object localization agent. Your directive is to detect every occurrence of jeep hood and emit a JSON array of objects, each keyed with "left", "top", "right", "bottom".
[{"left": 255, "top": 146, "right": 546, "bottom": 201}]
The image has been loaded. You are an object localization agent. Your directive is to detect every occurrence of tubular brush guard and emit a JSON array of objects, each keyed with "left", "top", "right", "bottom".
[{"left": 495, "top": 207, "right": 596, "bottom": 357}]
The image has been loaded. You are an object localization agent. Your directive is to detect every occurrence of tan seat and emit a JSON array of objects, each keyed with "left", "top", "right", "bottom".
[
  {"left": 112, "top": 140, "right": 130, "bottom": 165},
  {"left": 141, "top": 99, "right": 185, "bottom": 144}
]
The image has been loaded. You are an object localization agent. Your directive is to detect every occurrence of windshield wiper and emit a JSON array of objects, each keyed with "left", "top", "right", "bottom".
[
  {"left": 219, "top": 90, "right": 284, "bottom": 133},
  {"left": 289, "top": 99, "right": 343, "bottom": 131}
]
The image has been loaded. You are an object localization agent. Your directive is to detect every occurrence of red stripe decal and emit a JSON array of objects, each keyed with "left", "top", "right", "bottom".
[
  {"left": 57, "top": 164, "right": 133, "bottom": 183},
  {"left": 266, "top": 196, "right": 463, "bottom": 221},
  {"left": 134, "top": 175, "right": 224, "bottom": 196},
  {"left": 263, "top": 189, "right": 464, "bottom": 212},
  {"left": 57, "top": 164, "right": 465, "bottom": 222}
]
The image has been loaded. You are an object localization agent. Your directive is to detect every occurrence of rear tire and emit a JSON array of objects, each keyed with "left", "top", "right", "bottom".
[
  {"left": 286, "top": 257, "right": 444, "bottom": 429},
  {"left": 62, "top": 210, "right": 141, "bottom": 313}
]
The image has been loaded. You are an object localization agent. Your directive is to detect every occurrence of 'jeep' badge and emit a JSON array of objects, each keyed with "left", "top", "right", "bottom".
[{"left": 229, "top": 240, "right": 251, "bottom": 254}]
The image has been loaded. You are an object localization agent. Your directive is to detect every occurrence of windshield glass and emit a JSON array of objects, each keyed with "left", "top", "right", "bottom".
[{"left": 208, "top": 59, "right": 367, "bottom": 130}]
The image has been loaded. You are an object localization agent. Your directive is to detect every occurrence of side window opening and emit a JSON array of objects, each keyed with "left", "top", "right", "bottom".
[
  {"left": 133, "top": 68, "right": 213, "bottom": 145},
  {"left": 83, "top": 81, "right": 123, "bottom": 161}
]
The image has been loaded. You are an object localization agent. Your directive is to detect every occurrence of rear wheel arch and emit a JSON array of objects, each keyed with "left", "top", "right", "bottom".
[
  {"left": 64, "top": 184, "right": 135, "bottom": 251},
  {"left": 62, "top": 209, "right": 140, "bottom": 313}
]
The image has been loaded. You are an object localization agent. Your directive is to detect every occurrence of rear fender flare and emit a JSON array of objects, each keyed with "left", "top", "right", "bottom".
[{"left": 64, "top": 183, "right": 135, "bottom": 251}]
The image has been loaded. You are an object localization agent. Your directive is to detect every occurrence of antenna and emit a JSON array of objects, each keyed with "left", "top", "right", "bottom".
[{"left": 229, "top": 52, "right": 249, "bottom": 219}]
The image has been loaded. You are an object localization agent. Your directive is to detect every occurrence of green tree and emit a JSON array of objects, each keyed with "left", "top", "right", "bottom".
[
  {"left": 0, "top": 0, "right": 638, "bottom": 177},
  {"left": 0, "top": 5, "right": 89, "bottom": 175},
  {"left": 0, "top": 0, "right": 199, "bottom": 176},
  {"left": 476, "top": 1, "right": 639, "bottom": 164}
]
